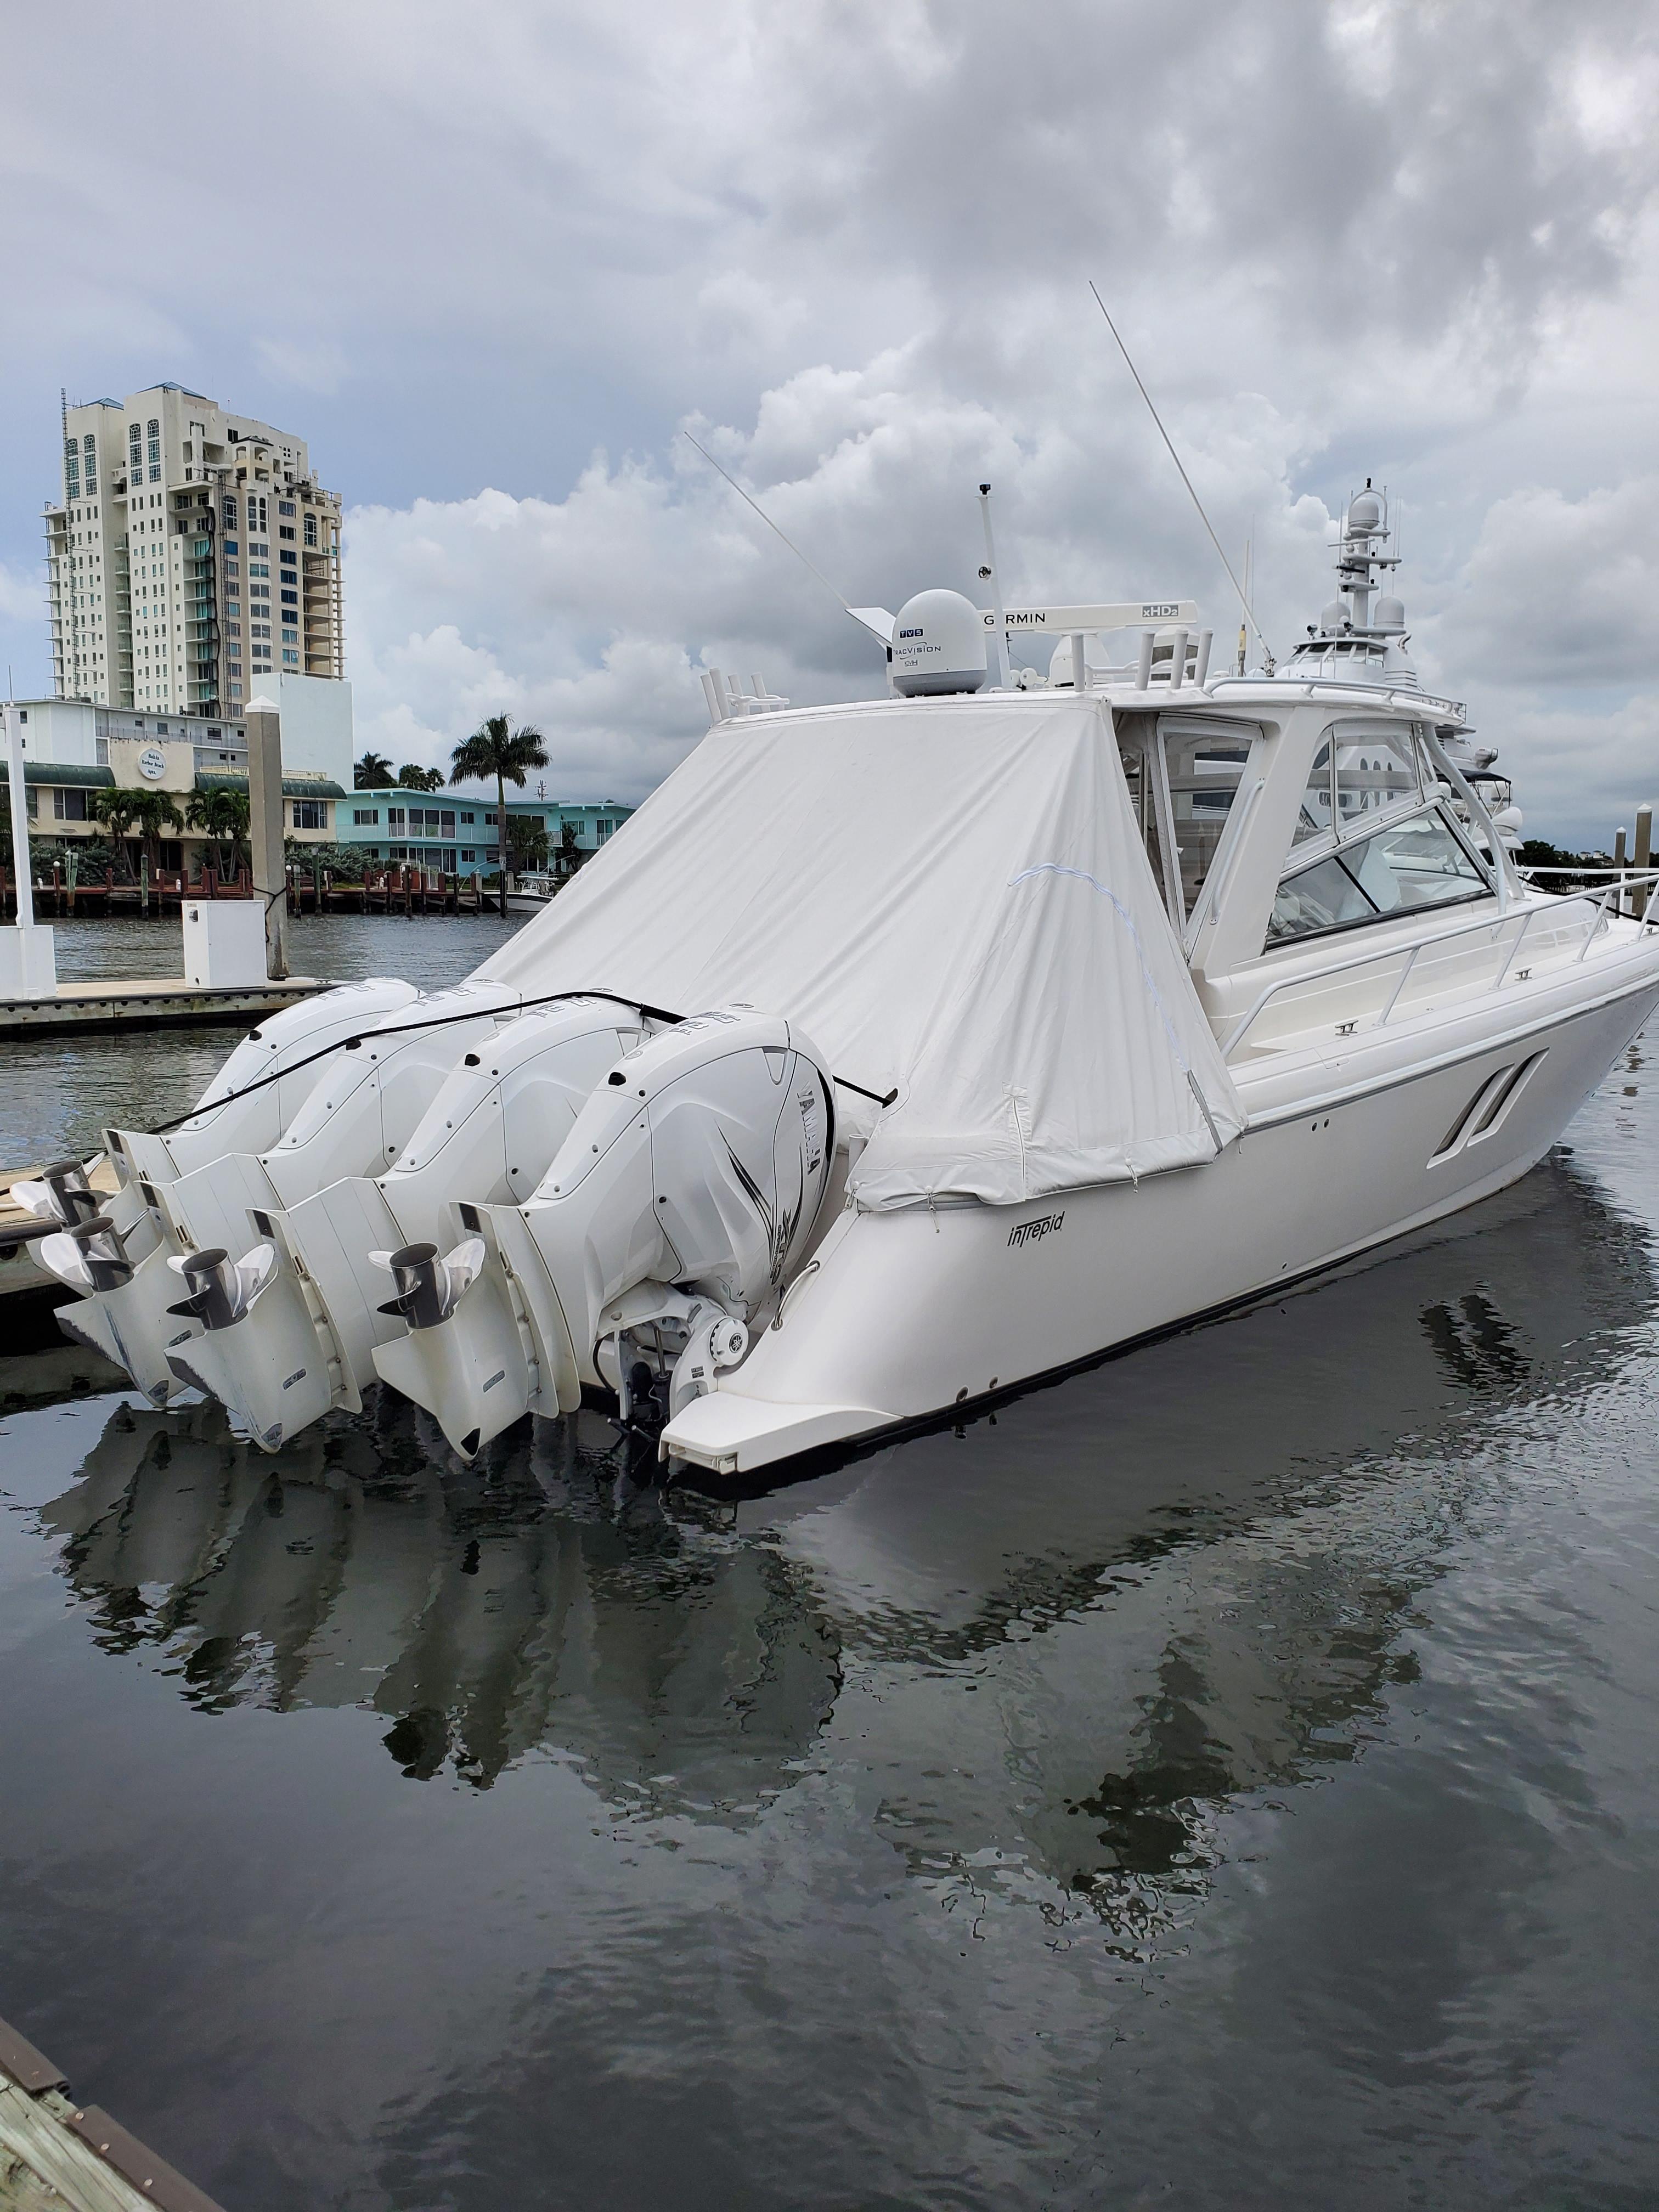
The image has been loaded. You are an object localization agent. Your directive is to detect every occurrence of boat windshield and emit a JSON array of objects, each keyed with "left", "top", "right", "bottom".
[
  {"left": 1295, "top": 721, "right": 1421, "bottom": 847},
  {"left": 1267, "top": 809, "right": 1491, "bottom": 947}
]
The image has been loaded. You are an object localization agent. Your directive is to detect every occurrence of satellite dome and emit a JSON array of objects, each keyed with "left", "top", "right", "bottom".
[
  {"left": 1319, "top": 599, "right": 1350, "bottom": 632},
  {"left": 1374, "top": 595, "right": 1406, "bottom": 634},
  {"left": 891, "top": 589, "right": 988, "bottom": 697},
  {"left": 1347, "top": 489, "right": 1383, "bottom": 533}
]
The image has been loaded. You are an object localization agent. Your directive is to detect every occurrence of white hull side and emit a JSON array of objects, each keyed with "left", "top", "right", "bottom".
[{"left": 667, "top": 982, "right": 1658, "bottom": 1473}]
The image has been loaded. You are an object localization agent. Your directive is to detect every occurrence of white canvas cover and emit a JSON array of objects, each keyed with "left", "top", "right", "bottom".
[{"left": 477, "top": 695, "right": 1245, "bottom": 1209}]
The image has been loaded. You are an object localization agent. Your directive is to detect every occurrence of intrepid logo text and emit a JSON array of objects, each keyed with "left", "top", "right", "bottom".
[{"left": 1008, "top": 1211, "right": 1064, "bottom": 1249}]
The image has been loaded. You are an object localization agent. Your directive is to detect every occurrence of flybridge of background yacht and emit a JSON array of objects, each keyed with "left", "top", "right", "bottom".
[{"left": 26, "top": 484, "right": 1659, "bottom": 1477}]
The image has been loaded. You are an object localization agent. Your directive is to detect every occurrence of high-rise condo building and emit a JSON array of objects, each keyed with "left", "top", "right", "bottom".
[{"left": 44, "top": 383, "right": 344, "bottom": 719}]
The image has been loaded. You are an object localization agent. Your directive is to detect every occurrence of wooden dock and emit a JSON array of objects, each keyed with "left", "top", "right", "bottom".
[
  {"left": 0, "top": 2010, "right": 224, "bottom": 2212},
  {"left": 8, "top": 863, "right": 496, "bottom": 920},
  {"left": 0, "top": 975, "right": 325, "bottom": 1042}
]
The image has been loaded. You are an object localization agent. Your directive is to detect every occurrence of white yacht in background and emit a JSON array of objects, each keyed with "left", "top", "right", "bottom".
[{"left": 26, "top": 487, "right": 1659, "bottom": 1479}]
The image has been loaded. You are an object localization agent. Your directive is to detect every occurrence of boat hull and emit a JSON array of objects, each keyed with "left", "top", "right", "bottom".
[{"left": 664, "top": 977, "right": 1659, "bottom": 1475}]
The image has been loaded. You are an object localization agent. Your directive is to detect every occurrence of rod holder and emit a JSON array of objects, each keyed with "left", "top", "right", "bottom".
[{"left": 1632, "top": 804, "right": 1652, "bottom": 918}]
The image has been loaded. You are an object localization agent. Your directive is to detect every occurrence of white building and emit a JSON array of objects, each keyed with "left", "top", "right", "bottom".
[
  {"left": 2, "top": 696, "right": 346, "bottom": 875},
  {"left": 44, "top": 382, "right": 346, "bottom": 726}
]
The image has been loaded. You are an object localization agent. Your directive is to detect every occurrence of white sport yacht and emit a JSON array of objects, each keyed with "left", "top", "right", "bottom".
[{"left": 25, "top": 487, "right": 1659, "bottom": 1479}]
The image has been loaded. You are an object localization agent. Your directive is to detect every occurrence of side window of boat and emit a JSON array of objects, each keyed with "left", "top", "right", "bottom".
[
  {"left": 1267, "top": 809, "right": 1491, "bottom": 947},
  {"left": 1160, "top": 720, "right": 1256, "bottom": 915},
  {"left": 1117, "top": 723, "right": 1177, "bottom": 912}
]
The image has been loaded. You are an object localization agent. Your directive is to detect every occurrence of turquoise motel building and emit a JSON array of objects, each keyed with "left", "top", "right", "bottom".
[{"left": 338, "top": 788, "right": 634, "bottom": 878}]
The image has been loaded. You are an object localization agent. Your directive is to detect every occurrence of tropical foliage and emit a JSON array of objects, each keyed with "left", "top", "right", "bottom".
[
  {"left": 396, "top": 763, "right": 446, "bottom": 792},
  {"left": 91, "top": 786, "right": 184, "bottom": 879},
  {"left": 185, "top": 787, "right": 251, "bottom": 875},
  {"left": 283, "top": 840, "right": 368, "bottom": 881},
  {"left": 354, "top": 751, "right": 395, "bottom": 788},
  {"left": 507, "top": 817, "right": 549, "bottom": 867},
  {"left": 450, "top": 715, "right": 549, "bottom": 916}
]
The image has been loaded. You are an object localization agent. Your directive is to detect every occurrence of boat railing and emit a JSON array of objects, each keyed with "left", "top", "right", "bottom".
[{"left": 1222, "top": 870, "right": 1659, "bottom": 1062}]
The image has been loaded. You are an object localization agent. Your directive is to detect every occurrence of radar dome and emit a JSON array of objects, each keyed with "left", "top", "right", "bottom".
[
  {"left": 1347, "top": 490, "right": 1383, "bottom": 532},
  {"left": 1374, "top": 595, "right": 1406, "bottom": 634},
  {"left": 891, "top": 589, "right": 988, "bottom": 697},
  {"left": 1319, "top": 599, "right": 1350, "bottom": 632}
]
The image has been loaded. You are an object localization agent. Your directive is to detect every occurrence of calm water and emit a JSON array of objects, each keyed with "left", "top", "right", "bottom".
[
  {"left": 2, "top": 915, "right": 524, "bottom": 1165},
  {"left": 1, "top": 935, "right": 1657, "bottom": 2208}
]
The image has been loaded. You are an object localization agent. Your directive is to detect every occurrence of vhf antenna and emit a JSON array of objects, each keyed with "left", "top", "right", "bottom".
[
  {"left": 682, "top": 430, "right": 894, "bottom": 657},
  {"left": 682, "top": 431, "right": 851, "bottom": 618},
  {"left": 1090, "top": 284, "right": 1274, "bottom": 673}
]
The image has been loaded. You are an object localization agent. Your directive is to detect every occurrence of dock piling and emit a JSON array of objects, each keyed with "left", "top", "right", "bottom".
[{"left": 245, "top": 696, "right": 289, "bottom": 980}]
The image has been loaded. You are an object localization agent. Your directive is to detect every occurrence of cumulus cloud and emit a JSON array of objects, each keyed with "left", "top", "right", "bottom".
[
  {"left": 1446, "top": 479, "right": 1659, "bottom": 683},
  {"left": 4, "top": 0, "right": 1659, "bottom": 841},
  {"left": 340, "top": 354, "right": 1341, "bottom": 798}
]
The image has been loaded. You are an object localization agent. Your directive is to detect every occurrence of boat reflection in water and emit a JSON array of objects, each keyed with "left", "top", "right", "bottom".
[
  {"left": 33, "top": 1136, "right": 1656, "bottom": 1933},
  {"left": 44, "top": 1402, "right": 841, "bottom": 1818}
]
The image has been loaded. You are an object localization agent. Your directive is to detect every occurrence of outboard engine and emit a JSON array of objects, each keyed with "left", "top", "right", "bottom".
[
  {"left": 372, "top": 1007, "right": 834, "bottom": 1460},
  {"left": 40, "top": 1212, "right": 186, "bottom": 1393},
  {"left": 46, "top": 978, "right": 518, "bottom": 1414},
  {"left": 160, "top": 1229, "right": 338, "bottom": 1452},
  {"left": 39, "top": 978, "right": 425, "bottom": 1401},
  {"left": 215, "top": 997, "right": 648, "bottom": 1444}
]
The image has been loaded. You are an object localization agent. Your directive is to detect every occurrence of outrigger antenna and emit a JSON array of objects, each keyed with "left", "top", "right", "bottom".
[
  {"left": 1089, "top": 284, "right": 1276, "bottom": 673},
  {"left": 681, "top": 431, "right": 894, "bottom": 650}
]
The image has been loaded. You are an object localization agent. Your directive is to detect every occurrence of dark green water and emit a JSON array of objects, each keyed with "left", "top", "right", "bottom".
[{"left": 0, "top": 922, "right": 1655, "bottom": 2207}]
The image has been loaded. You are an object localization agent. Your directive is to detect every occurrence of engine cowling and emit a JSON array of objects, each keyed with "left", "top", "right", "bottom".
[
  {"left": 366, "top": 1006, "right": 835, "bottom": 1460},
  {"left": 526, "top": 1007, "right": 834, "bottom": 1379}
]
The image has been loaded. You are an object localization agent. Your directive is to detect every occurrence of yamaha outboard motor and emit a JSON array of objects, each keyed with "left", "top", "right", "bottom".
[{"left": 373, "top": 1007, "right": 834, "bottom": 1459}]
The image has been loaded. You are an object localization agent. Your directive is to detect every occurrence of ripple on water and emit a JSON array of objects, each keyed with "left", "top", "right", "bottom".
[{"left": 0, "top": 1031, "right": 1654, "bottom": 2208}]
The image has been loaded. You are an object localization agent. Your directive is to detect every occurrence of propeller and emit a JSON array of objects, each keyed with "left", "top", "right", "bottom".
[
  {"left": 11, "top": 1158, "right": 102, "bottom": 1229},
  {"left": 164, "top": 1242, "right": 278, "bottom": 1328},
  {"left": 37, "top": 1213, "right": 134, "bottom": 1294},
  {"left": 369, "top": 1238, "right": 487, "bottom": 1330}
]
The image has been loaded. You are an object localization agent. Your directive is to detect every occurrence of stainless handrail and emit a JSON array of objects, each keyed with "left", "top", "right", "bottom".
[{"left": 1221, "top": 868, "right": 1659, "bottom": 1060}]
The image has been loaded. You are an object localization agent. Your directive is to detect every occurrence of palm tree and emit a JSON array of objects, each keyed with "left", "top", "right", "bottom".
[
  {"left": 396, "top": 763, "right": 445, "bottom": 793},
  {"left": 90, "top": 787, "right": 142, "bottom": 880},
  {"left": 186, "top": 787, "right": 251, "bottom": 878},
  {"left": 130, "top": 789, "right": 185, "bottom": 880},
  {"left": 508, "top": 816, "right": 549, "bottom": 872},
  {"left": 90, "top": 786, "right": 183, "bottom": 884},
  {"left": 450, "top": 715, "right": 549, "bottom": 917},
  {"left": 354, "top": 750, "right": 395, "bottom": 789}
]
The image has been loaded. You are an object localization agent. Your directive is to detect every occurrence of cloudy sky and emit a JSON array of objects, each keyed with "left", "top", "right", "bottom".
[{"left": 4, "top": 0, "right": 1658, "bottom": 842}]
